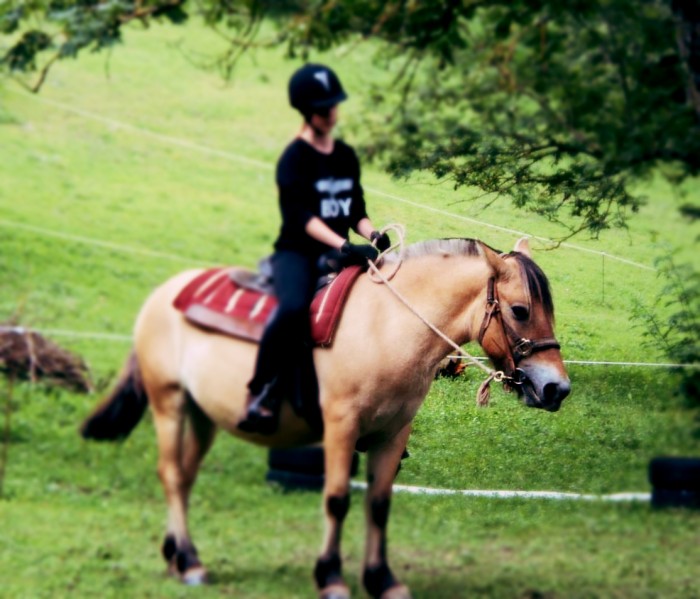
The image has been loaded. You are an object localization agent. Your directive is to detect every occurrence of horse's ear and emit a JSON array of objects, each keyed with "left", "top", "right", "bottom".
[
  {"left": 480, "top": 242, "right": 507, "bottom": 278},
  {"left": 514, "top": 237, "right": 532, "bottom": 259}
]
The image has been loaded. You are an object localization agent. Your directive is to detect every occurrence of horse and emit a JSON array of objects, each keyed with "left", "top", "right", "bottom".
[{"left": 81, "top": 236, "right": 570, "bottom": 599}]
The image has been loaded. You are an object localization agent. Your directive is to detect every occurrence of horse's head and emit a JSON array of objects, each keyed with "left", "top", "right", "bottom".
[{"left": 478, "top": 238, "right": 570, "bottom": 412}]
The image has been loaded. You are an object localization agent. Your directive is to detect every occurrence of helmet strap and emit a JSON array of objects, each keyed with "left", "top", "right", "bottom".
[
  {"left": 302, "top": 111, "right": 327, "bottom": 138},
  {"left": 310, "top": 122, "right": 326, "bottom": 137}
]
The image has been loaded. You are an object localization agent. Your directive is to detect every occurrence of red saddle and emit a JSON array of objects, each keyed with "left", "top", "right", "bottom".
[{"left": 172, "top": 265, "right": 363, "bottom": 347}]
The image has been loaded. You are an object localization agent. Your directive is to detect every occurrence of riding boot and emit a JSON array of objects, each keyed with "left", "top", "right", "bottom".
[{"left": 237, "top": 379, "right": 280, "bottom": 435}]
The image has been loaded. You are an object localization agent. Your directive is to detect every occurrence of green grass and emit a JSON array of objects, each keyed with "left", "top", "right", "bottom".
[{"left": 1, "top": 18, "right": 700, "bottom": 599}]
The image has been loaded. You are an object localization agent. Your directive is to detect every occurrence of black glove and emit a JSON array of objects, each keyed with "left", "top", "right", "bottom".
[
  {"left": 370, "top": 230, "right": 391, "bottom": 252},
  {"left": 341, "top": 240, "right": 379, "bottom": 263}
]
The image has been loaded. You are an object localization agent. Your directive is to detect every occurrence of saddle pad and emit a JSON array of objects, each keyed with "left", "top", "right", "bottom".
[{"left": 172, "top": 265, "right": 363, "bottom": 347}]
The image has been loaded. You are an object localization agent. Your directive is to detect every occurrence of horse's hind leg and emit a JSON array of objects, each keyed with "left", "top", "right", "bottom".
[
  {"left": 363, "top": 425, "right": 413, "bottom": 599},
  {"left": 152, "top": 385, "right": 216, "bottom": 585}
]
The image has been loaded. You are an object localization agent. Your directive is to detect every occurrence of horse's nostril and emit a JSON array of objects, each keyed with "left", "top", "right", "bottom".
[{"left": 543, "top": 381, "right": 570, "bottom": 405}]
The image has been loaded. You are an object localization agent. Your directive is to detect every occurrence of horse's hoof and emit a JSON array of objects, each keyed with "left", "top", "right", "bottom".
[
  {"left": 380, "top": 584, "right": 412, "bottom": 599},
  {"left": 182, "top": 566, "right": 209, "bottom": 586},
  {"left": 319, "top": 583, "right": 351, "bottom": 599}
]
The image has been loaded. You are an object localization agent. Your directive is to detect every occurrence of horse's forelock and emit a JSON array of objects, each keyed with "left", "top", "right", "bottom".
[{"left": 507, "top": 252, "right": 555, "bottom": 319}]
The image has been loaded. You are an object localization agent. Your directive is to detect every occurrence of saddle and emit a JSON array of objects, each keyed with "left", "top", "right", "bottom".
[{"left": 172, "top": 262, "right": 363, "bottom": 347}]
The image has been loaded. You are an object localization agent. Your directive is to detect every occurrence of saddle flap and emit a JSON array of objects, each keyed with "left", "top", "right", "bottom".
[
  {"left": 309, "top": 265, "right": 362, "bottom": 346},
  {"left": 172, "top": 265, "right": 363, "bottom": 347}
]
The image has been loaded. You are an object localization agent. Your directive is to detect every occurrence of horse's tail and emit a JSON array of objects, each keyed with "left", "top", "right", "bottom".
[{"left": 80, "top": 351, "right": 148, "bottom": 441}]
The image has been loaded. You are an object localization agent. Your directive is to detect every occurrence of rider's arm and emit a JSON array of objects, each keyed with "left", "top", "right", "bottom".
[
  {"left": 354, "top": 217, "right": 376, "bottom": 241},
  {"left": 305, "top": 216, "right": 347, "bottom": 249}
]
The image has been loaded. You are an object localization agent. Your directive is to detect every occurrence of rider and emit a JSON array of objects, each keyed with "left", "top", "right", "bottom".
[{"left": 238, "top": 63, "right": 390, "bottom": 434}]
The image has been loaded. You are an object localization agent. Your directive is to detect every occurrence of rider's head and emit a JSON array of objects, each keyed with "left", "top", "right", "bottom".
[{"left": 288, "top": 64, "right": 347, "bottom": 124}]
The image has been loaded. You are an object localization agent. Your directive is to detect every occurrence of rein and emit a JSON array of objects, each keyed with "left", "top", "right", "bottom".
[
  {"left": 368, "top": 227, "right": 559, "bottom": 406},
  {"left": 368, "top": 225, "right": 522, "bottom": 406}
]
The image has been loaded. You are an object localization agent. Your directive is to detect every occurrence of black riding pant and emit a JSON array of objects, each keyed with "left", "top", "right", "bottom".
[{"left": 248, "top": 250, "right": 319, "bottom": 394}]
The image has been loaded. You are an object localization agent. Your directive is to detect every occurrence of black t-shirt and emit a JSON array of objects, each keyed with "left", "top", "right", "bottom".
[{"left": 273, "top": 138, "right": 368, "bottom": 257}]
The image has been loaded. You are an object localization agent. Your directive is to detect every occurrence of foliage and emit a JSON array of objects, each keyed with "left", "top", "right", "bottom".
[
  {"left": 634, "top": 251, "right": 700, "bottom": 406},
  {"left": 2, "top": 1, "right": 700, "bottom": 237},
  {"left": 283, "top": 0, "right": 700, "bottom": 237},
  {"left": 0, "top": 0, "right": 188, "bottom": 90}
]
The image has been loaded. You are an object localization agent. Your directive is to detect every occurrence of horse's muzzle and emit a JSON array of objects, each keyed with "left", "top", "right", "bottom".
[{"left": 518, "top": 370, "right": 571, "bottom": 412}]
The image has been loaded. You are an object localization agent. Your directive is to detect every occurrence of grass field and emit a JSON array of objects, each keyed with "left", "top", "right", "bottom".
[{"left": 1, "top": 19, "right": 700, "bottom": 599}]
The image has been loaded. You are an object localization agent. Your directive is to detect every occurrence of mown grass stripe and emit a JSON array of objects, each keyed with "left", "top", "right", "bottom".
[
  {"left": 0, "top": 218, "right": 207, "bottom": 265},
  {"left": 8, "top": 87, "right": 655, "bottom": 271}
]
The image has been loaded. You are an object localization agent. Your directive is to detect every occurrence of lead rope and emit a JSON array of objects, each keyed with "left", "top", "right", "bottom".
[{"left": 367, "top": 225, "right": 506, "bottom": 406}]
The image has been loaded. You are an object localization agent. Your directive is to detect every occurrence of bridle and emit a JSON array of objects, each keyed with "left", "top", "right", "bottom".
[
  {"left": 477, "top": 275, "right": 561, "bottom": 387},
  {"left": 365, "top": 228, "right": 561, "bottom": 404}
]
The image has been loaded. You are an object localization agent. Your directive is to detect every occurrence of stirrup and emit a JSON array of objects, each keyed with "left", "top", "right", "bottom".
[{"left": 237, "top": 381, "right": 280, "bottom": 435}]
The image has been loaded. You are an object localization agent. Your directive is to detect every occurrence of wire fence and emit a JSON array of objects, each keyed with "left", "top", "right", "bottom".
[
  {"left": 1, "top": 326, "right": 697, "bottom": 369},
  {"left": 5, "top": 89, "right": 696, "bottom": 369}
]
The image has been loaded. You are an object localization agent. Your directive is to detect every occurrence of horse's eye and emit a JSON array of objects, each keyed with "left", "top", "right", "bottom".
[{"left": 511, "top": 305, "right": 529, "bottom": 321}]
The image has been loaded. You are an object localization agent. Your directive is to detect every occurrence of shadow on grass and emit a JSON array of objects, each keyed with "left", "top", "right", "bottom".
[
  {"left": 204, "top": 563, "right": 562, "bottom": 599},
  {"left": 207, "top": 561, "right": 363, "bottom": 597},
  {"left": 411, "top": 574, "right": 556, "bottom": 599}
]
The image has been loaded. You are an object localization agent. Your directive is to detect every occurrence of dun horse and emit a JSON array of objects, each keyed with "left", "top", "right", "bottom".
[{"left": 81, "top": 236, "right": 570, "bottom": 599}]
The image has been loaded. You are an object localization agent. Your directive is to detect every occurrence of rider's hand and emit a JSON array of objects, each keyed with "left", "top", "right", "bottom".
[
  {"left": 341, "top": 240, "right": 379, "bottom": 263},
  {"left": 370, "top": 230, "right": 391, "bottom": 252}
]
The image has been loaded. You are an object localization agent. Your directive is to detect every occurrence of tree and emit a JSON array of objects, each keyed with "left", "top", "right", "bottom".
[{"left": 2, "top": 0, "right": 699, "bottom": 237}]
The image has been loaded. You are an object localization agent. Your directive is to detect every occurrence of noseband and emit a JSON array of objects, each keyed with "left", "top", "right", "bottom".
[{"left": 477, "top": 276, "right": 560, "bottom": 385}]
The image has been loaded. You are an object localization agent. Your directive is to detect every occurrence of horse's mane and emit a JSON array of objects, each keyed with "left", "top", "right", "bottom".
[
  {"left": 396, "top": 238, "right": 554, "bottom": 318},
  {"left": 400, "top": 238, "right": 482, "bottom": 259}
]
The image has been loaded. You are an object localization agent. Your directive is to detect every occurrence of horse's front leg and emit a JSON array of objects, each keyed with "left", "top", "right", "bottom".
[
  {"left": 315, "top": 410, "right": 358, "bottom": 599},
  {"left": 363, "top": 424, "right": 413, "bottom": 599}
]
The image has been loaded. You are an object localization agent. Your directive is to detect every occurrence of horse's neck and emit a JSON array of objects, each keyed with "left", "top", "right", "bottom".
[{"left": 383, "top": 253, "right": 491, "bottom": 346}]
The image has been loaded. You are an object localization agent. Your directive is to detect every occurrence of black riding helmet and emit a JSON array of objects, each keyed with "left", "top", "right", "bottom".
[{"left": 288, "top": 64, "right": 347, "bottom": 120}]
